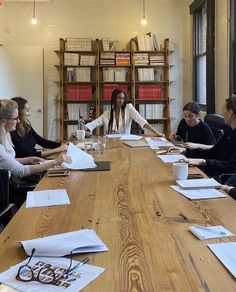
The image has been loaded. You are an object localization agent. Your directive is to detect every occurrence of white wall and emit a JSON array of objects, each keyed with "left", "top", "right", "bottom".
[{"left": 0, "top": 0, "right": 193, "bottom": 138}]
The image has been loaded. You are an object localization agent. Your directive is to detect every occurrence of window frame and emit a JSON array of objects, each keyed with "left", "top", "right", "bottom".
[{"left": 190, "top": 0, "right": 215, "bottom": 113}]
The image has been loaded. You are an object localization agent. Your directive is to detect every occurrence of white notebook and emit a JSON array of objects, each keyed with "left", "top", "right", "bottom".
[
  {"left": 176, "top": 178, "right": 221, "bottom": 189},
  {"left": 123, "top": 141, "right": 148, "bottom": 148}
]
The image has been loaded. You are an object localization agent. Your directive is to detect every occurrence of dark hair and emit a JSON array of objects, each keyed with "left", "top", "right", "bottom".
[
  {"left": 11, "top": 97, "right": 31, "bottom": 136},
  {"left": 225, "top": 94, "right": 236, "bottom": 116},
  {"left": 108, "top": 89, "right": 127, "bottom": 134},
  {"left": 183, "top": 101, "right": 200, "bottom": 115}
]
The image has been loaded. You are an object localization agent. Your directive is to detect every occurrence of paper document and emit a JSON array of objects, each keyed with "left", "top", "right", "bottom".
[
  {"left": 190, "top": 225, "right": 233, "bottom": 240},
  {"left": 21, "top": 229, "right": 109, "bottom": 257},
  {"left": 0, "top": 256, "right": 105, "bottom": 292},
  {"left": 176, "top": 178, "right": 221, "bottom": 189},
  {"left": 106, "top": 133, "right": 122, "bottom": 138},
  {"left": 26, "top": 189, "right": 70, "bottom": 208},
  {"left": 146, "top": 137, "right": 174, "bottom": 149},
  {"left": 120, "top": 134, "right": 142, "bottom": 140},
  {"left": 157, "top": 154, "right": 185, "bottom": 164},
  {"left": 208, "top": 242, "right": 236, "bottom": 278},
  {"left": 62, "top": 143, "right": 96, "bottom": 170},
  {"left": 171, "top": 185, "right": 226, "bottom": 200},
  {"left": 123, "top": 140, "right": 148, "bottom": 148}
]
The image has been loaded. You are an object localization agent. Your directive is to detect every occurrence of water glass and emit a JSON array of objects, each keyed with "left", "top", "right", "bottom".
[{"left": 97, "top": 135, "right": 106, "bottom": 154}]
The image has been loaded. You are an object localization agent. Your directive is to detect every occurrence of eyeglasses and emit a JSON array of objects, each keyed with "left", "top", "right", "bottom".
[
  {"left": 6, "top": 117, "right": 19, "bottom": 121},
  {"left": 16, "top": 248, "right": 89, "bottom": 285}
]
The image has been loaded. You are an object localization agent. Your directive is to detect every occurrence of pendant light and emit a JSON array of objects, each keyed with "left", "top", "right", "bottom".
[
  {"left": 141, "top": 0, "right": 147, "bottom": 26},
  {"left": 31, "top": 0, "right": 38, "bottom": 25}
]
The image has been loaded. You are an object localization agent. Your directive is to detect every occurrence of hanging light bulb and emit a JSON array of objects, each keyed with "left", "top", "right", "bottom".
[
  {"left": 31, "top": 0, "right": 38, "bottom": 25},
  {"left": 141, "top": 0, "right": 147, "bottom": 26}
]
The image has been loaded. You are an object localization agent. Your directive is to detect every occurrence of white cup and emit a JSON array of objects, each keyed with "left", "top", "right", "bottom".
[
  {"left": 76, "top": 129, "right": 85, "bottom": 141},
  {"left": 173, "top": 163, "right": 188, "bottom": 180}
]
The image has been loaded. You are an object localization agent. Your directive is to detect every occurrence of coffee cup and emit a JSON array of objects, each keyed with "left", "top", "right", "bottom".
[{"left": 173, "top": 163, "right": 188, "bottom": 180}]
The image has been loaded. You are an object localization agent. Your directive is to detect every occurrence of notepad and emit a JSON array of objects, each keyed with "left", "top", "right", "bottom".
[
  {"left": 26, "top": 189, "right": 70, "bottom": 208},
  {"left": 171, "top": 185, "right": 226, "bottom": 200},
  {"left": 146, "top": 137, "right": 174, "bottom": 149},
  {"left": 123, "top": 140, "right": 148, "bottom": 148},
  {"left": 21, "top": 229, "right": 109, "bottom": 257},
  {"left": 157, "top": 154, "right": 185, "bottom": 164},
  {"left": 176, "top": 178, "right": 221, "bottom": 189},
  {"left": 208, "top": 242, "right": 236, "bottom": 278},
  {"left": 190, "top": 225, "right": 233, "bottom": 240}
]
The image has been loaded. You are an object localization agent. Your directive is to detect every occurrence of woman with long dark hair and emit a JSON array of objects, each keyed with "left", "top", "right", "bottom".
[
  {"left": 10, "top": 97, "right": 68, "bottom": 158},
  {"left": 85, "top": 89, "right": 164, "bottom": 136}
]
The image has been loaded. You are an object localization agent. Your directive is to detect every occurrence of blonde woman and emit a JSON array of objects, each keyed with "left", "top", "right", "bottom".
[{"left": 0, "top": 99, "right": 71, "bottom": 206}]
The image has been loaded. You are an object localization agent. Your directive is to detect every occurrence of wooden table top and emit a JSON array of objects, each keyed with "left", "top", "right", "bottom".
[{"left": 1, "top": 139, "right": 236, "bottom": 291}]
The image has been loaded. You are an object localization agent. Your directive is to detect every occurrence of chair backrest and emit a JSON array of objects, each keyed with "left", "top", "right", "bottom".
[
  {"left": 0, "top": 169, "right": 9, "bottom": 210},
  {"left": 204, "top": 114, "right": 230, "bottom": 142}
]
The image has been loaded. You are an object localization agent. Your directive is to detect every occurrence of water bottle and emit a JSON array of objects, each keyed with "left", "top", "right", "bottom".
[{"left": 77, "top": 116, "right": 85, "bottom": 142}]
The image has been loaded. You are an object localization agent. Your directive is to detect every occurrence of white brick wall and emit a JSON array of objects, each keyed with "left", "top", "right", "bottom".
[{"left": 0, "top": 0, "right": 193, "bottom": 139}]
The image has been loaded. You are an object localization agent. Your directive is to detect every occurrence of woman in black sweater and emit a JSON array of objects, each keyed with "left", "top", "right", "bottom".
[
  {"left": 11, "top": 97, "right": 67, "bottom": 158},
  {"left": 169, "top": 101, "right": 216, "bottom": 148},
  {"left": 168, "top": 95, "right": 236, "bottom": 179}
]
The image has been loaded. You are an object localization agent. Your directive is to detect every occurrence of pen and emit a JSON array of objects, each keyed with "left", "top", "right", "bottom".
[
  {"left": 69, "top": 256, "right": 90, "bottom": 273},
  {"left": 185, "top": 131, "right": 188, "bottom": 143}
]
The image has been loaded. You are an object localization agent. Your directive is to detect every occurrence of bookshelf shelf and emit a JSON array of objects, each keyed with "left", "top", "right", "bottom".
[{"left": 56, "top": 37, "right": 173, "bottom": 139}]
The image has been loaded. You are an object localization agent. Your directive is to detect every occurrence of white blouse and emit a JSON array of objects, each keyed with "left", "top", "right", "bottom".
[
  {"left": 85, "top": 103, "right": 147, "bottom": 134},
  {"left": 0, "top": 134, "right": 30, "bottom": 177}
]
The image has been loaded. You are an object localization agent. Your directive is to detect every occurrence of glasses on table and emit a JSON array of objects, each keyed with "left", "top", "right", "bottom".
[{"left": 16, "top": 248, "right": 89, "bottom": 285}]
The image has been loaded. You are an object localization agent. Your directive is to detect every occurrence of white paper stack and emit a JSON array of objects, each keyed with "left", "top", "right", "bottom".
[
  {"left": 21, "top": 229, "right": 109, "bottom": 257},
  {"left": 189, "top": 225, "right": 233, "bottom": 240},
  {"left": 175, "top": 178, "right": 221, "bottom": 189},
  {"left": 146, "top": 137, "right": 174, "bottom": 149}
]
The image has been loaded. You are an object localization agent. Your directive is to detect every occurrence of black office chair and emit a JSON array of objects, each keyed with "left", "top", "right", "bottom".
[
  {"left": 0, "top": 169, "right": 17, "bottom": 231},
  {"left": 204, "top": 114, "right": 230, "bottom": 143}
]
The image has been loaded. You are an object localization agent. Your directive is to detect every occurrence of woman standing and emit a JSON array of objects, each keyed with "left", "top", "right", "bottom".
[
  {"left": 85, "top": 89, "right": 164, "bottom": 136},
  {"left": 11, "top": 97, "right": 67, "bottom": 158}
]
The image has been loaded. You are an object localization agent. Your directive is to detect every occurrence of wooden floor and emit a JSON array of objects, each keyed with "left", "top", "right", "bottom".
[{"left": 1, "top": 138, "right": 236, "bottom": 291}]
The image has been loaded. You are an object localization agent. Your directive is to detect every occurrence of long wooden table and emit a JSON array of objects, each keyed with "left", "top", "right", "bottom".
[{"left": 1, "top": 139, "right": 236, "bottom": 291}]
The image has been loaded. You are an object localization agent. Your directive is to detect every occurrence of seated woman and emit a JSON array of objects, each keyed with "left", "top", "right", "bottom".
[
  {"left": 169, "top": 101, "right": 216, "bottom": 149},
  {"left": 0, "top": 99, "right": 71, "bottom": 207},
  {"left": 10, "top": 97, "right": 67, "bottom": 158},
  {"left": 168, "top": 95, "right": 236, "bottom": 180},
  {"left": 85, "top": 89, "right": 164, "bottom": 136}
]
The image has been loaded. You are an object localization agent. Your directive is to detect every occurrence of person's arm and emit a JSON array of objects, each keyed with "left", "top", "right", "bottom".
[
  {"left": 221, "top": 185, "right": 236, "bottom": 200},
  {"left": 183, "top": 142, "right": 214, "bottom": 150},
  {"left": 40, "top": 144, "right": 68, "bottom": 158},
  {"left": 143, "top": 123, "right": 165, "bottom": 137},
  {"left": 128, "top": 104, "right": 164, "bottom": 137},
  {"left": 85, "top": 114, "right": 105, "bottom": 133},
  {"left": 32, "top": 128, "right": 61, "bottom": 149}
]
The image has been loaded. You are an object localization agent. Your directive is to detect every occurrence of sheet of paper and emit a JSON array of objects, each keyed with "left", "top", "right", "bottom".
[
  {"left": 123, "top": 141, "right": 148, "bottom": 148},
  {"left": 0, "top": 256, "right": 105, "bottom": 292},
  {"left": 157, "top": 154, "right": 185, "bottom": 164},
  {"left": 176, "top": 178, "right": 221, "bottom": 189},
  {"left": 21, "top": 229, "right": 109, "bottom": 257},
  {"left": 208, "top": 242, "right": 236, "bottom": 278},
  {"left": 146, "top": 137, "right": 174, "bottom": 149},
  {"left": 26, "top": 189, "right": 70, "bottom": 208},
  {"left": 189, "top": 225, "right": 233, "bottom": 240},
  {"left": 119, "top": 134, "right": 142, "bottom": 140},
  {"left": 106, "top": 134, "right": 122, "bottom": 138},
  {"left": 171, "top": 185, "right": 226, "bottom": 200},
  {"left": 62, "top": 143, "right": 96, "bottom": 170}
]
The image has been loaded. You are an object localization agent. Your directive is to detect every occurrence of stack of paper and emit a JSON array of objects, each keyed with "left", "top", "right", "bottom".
[
  {"left": 176, "top": 178, "right": 221, "bottom": 189},
  {"left": 208, "top": 242, "right": 236, "bottom": 278},
  {"left": 21, "top": 229, "right": 109, "bottom": 257},
  {"left": 0, "top": 256, "right": 105, "bottom": 292},
  {"left": 106, "top": 133, "right": 123, "bottom": 139},
  {"left": 62, "top": 143, "right": 96, "bottom": 170},
  {"left": 146, "top": 137, "right": 174, "bottom": 149},
  {"left": 120, "top": 134, "right": 142, "bottom": 141},
  {"left": 189, "top": 225, "right": 233, "bottom": 240},
  {"left": 157, "top": 154, "right": 185, "bottom": 164},
  {"left": 171, "top": 185, "right": 226, "bottom": 200},
  {"left": 26, "top": 189, "right": 70, "bottom": 208}
]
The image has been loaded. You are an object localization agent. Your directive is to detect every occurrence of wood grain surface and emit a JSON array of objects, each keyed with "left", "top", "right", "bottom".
[{"left": 0, "top": 138, "right": 236, "bottom": 291}]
